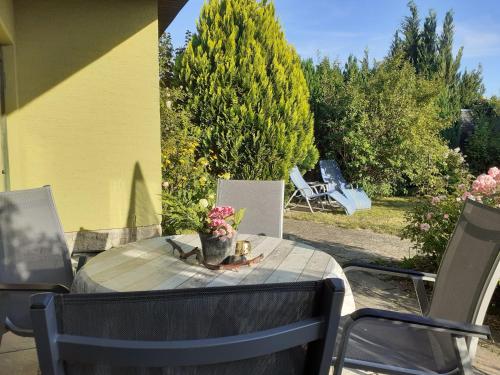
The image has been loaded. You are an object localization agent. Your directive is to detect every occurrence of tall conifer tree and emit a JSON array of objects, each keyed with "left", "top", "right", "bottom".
[
  {"left": 438, "top": 10, "right": 462, "bottom": 85},
  {"left": 178, "top": 0, "right": 318, "bottom": 180},
  {"left": 391, "top": 3, "right": 483, "bottom": 110},
  {"left": 417, "top": 10, "right": 438, "bottom": 77},
  {"left": 389, "top": 31, "right": 403, "bottom": 57},
  {"left": 401, "top": 1, "right": 420, "bottom": 67}
]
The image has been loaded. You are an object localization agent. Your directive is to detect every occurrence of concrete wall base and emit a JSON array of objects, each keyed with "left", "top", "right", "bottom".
[{"left": 65, "top": 224, "right": 161, "bottom": 253}]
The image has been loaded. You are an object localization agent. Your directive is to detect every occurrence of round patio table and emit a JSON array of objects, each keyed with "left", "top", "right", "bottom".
[{"left": 72, "top": 234, "right": 355, "bottom": 315}]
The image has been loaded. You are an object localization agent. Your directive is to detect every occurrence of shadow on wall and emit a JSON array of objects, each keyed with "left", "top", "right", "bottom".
[
  {"left": 3, "top": 0, "right": 157, "bottom": 114},
  {"left": 127, "top": 161, "right": 159, "bottom": 232},
  {"left": 70, "top": 162, "right": 159, "bottom": 252}
]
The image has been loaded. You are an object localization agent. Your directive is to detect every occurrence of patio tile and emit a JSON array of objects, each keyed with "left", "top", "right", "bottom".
[
  {"left": 0, "top": 333, "right": 38, "bottom": 374},
  {"left": 0, "top": 332, "right": 36, "bottom": 354}
]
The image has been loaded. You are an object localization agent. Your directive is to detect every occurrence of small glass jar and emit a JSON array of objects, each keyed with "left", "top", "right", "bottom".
[{"left": 235, "top": 240, "right": 251, "bottom": 256}]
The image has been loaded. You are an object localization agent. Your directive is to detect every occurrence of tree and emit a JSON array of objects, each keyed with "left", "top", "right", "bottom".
[
  {"left": 389, "top": 31, "right": 403, "bottom": 57},
  {"left": 465, "top": 98, "right": 500, "bottom": 173},
  {"left": 304, "top": 55, "right": 450, "bottom": 195},
  {"left": 438, "top": 10, "right": 462, "bottom": 86},
  {"left": 178, "top": 0, "right": 318, "bottom": 180},
  {"left": 458, "top": 67, "right": 485, "bottom": 108},
  {"left": 301, "top": 58, "right": 320, "bottom": 115},
  {"left": 159, "top": 32, "right": 174, "bottom": 88},
  {"left": 401, "top": 1, "right": 420, "bottom": 68},
  {"left": 391, "top": 3, "right": 484, "bottom": 112},
  {"left": 417, "top": 10, "right": 438, "bottom": 77}
]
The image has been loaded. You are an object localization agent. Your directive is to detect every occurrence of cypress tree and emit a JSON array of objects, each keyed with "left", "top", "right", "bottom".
[
  {"left": 178, "top": 0, "right": 318, "bottom": 180},
  {"left": 389, "top": 31, "right": 403, "bottom": 57},
  {"left": 401, "top": 1, "right": 420, "bottom": 67},
  {"left": 438, "top": 10, "right": 462, "bottom": 85},
  {"left": 417, "top": 10, "right": 438, "bottom": 77},
  {"left": 391, "top": 4, "right": 483, "bottom": 111}
]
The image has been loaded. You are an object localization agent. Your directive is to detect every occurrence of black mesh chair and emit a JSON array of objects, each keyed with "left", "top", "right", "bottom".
[
  {"left": 334, "top": 199, "right": 499, "bottom": 375},
  {"left": 0, "top": 186, "right": 85, "bottom": 340},
  {"left": 31, "top": 279, "right": 345, "bottom": 375}
]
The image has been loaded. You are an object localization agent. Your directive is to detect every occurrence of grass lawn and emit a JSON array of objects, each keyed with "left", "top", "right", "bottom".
[{"left": 285, "top": 197, "right": 415, "bottom": 236}]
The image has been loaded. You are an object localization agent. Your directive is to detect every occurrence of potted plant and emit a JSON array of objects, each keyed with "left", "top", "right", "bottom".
[
  {"left": 163, "top": 194, "right": 246, "bottom": 264},
  {"left": 198, "top": 205, "right": 246, "bottom": 264}
]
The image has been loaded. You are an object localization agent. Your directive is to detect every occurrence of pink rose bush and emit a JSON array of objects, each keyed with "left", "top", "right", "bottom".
[
  {"left": 403, "top": 166, "right": 500, "bottom": 271},
  {"left": 462, "top": 167, "right": 500, "bottom": 207}
]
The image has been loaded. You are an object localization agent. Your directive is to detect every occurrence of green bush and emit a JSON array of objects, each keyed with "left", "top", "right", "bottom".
[
  {"left": 410, "top": 147, "right": 472, "bottom": 196},
  {"left": 177, "top": 0, "right": 318, "bottom": 180},
  {"left": 304, "top": 54, "right": 452, "bottom": 196},
  {"left": 402, "top": 195, "right": 463, "bottom": 271},
  {"left": 402, "top": 166, "right": 499, "bottom": 272},
  {"left": 465, "top": 98, "right": 500, "bottom": 174},
  {"left": 160, "top": 86, "right": 218, "bottom": 234}
]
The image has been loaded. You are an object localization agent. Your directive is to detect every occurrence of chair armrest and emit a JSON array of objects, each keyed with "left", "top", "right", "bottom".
[
  {"left": 343, "top": 261, "right": 436, "bottom": 316},
  {"left": 0, "top": 283, "right": 70, "bottom": 293},
  {"left": 76, "top": 255, "right": 88, "bottom": 272},
  {"left": 309, "top": 184, "right": 326, "bottom": 194},
  {"left": 296, "top": 187, "right": 328, "bottom": 197},
  {"left": 343, "top": 261, "right": 436, "bottom": 282},
  {"left": 350, "top": 308, "right": 491, "bottom": 339}
]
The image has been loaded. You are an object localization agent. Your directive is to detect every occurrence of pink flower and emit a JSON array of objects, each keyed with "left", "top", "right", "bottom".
[
  {"left": 457, "top": 184, "right": 466, "bottom": 191},
  {"left": 212, "top": 221, "right": 234, "bottom": 239},
  {"left": 208, "top": 206, "right": 235, "bottom": 220},
  {"left": 223, "top": 222, "right": 234, "bottom": 235},
  {"left": 461, "top": 191, "right": 473, "bottom": 201},
  {"left": 431, "top": 196, "right": 440, "bottom": 205},
  {"left": 426, "top": 212, "right": 433, "bottom": 220},
  {"left": 420, "top": 223, "right": 430, "bottom": 232},
  {"left": 443, "top": 214, "right": 449, "bottom": 219},
  {"left": 472, "top": 174, "right": 496, "bottom": 195},
  {"left": 220, "top": 206, "right": 235, "bottom": 217},
  {"left": 488, "top": 167, "right": 500, "bottom": 180},
  {"left": 209, "top": 218, "right": 225, "bottom": 228},
  {"left": 208, "top": 207, "right": 224, "bottom": 220}
]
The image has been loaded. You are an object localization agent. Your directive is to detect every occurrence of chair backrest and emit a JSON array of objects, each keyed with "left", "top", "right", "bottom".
[
  {"left": 319, "top": 160, "right": 346, "bottom": 186},
  {"left": 0, "top": 186, "right": 73, "bottom": 333},
  {"left": 31, "top": 279, "right": 345, "bottom": 375},
  {"left": 216, "top": 179, "right": 284, "bottom": 238},
  {"left": 429, "top": 199, "right": 500, "bottom": 329},
  {"left": 289, "top": 166, "right": 314, "bottom": 199}
]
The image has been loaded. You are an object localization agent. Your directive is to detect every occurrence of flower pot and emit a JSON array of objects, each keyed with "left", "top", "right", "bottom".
[{"left": 199, "top": 232, "right": 237, "bottom": 264}]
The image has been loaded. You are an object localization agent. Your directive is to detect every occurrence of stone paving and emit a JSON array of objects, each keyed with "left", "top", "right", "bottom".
[
  {"left": 284, "top": 218, "right": 500, "bottom": 375},
  {"left": 1, "top": 218, "right": 498, "bottom": 374}
]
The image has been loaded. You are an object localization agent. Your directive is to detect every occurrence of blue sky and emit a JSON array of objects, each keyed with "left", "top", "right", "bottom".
[{"left": 167, "top": 0, "right": 500, "bottom": 97}]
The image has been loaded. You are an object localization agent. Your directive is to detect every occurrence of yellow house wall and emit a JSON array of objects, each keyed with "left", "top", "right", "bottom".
[
  {"left": 0, "top": 0, "right": 14, "bottom": 44},
  {"left": 2, "top": 0, "right": 162, "bottom": 232}
]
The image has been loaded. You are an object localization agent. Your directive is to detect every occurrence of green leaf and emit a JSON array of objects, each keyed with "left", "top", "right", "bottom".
[{"left": 232, "top": 208, "right": 246, "bottom": 230}]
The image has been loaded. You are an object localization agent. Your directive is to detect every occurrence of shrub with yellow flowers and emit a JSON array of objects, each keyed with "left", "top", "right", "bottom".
[{"left": 160, "top": 86, "right": 230, "bottom": 233}]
